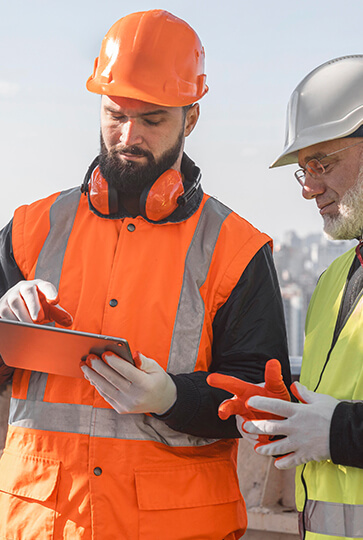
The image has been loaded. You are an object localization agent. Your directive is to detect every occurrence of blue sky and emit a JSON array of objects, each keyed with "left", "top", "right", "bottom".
[{"left": 1, "top": 0, "right": 362, "bottom": 240}]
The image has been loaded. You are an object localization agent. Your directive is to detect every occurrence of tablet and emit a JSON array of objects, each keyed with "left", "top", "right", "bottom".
[{"left": 0, "top": 319, "right": 133, "bottom": 379}]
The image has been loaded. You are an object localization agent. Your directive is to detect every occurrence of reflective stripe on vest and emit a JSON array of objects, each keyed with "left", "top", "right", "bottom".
[
  {"left": 167, "top": 197, "right": 231, "bottom": 374},
  {"left": 9, "top": 192, "right": 232, "bottom": 446},
  {"left": 34, "top": 187, "right": 81, "bottom": 287},
  {"left": 9, "top": 396, "right": 216, "bottom": 446},
  {"left": 304, "top": 499, "right": 363, "bottom": 538}
]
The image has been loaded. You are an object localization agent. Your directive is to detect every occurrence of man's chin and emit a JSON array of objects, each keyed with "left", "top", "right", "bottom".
[{"left": 323, "top": 214, "right": 362, "bottom": 241}]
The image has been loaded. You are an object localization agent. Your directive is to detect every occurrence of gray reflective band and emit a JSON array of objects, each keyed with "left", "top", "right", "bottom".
[
  {"left": 168, "top": 197, "right": 231, "bottom": 374},
  {"left": 9, "top": 398, "right": 216, "bottom": 446},
  {"left": 304, "top": 499, "right": 363, "bottom": 537},
  {"left": 27, "top": 372, "right": 48, "bottom": 401},
  {"left": 35, "top": 188, "right": 81, "bottom": 287}
]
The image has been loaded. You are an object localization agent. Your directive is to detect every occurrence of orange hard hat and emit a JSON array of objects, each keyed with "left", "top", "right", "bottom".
[{"left": 86, "top": 10, "right": 208, "bottom": 107}]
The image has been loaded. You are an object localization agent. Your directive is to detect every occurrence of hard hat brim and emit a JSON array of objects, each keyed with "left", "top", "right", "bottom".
[
  {"left": 270, "top": 117, "right": 363, "bottom": 169},
  {"left": 86, "top": 76, "right": 208, "bottom": 107}
]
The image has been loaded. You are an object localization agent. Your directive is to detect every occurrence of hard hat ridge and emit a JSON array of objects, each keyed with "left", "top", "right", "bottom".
[{"left": 86, "top": 9, "right": 208, "bottom": 107}]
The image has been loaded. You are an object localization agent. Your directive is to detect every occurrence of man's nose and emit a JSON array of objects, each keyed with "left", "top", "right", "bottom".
[
  {"left": 120, "top": 120, "right": 143, "bottom": 146},
  {"left": 302, "top": 174, "right": 325, "bottom": 200}
]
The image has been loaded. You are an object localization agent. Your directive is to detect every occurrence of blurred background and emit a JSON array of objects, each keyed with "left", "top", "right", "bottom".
[{"left": 1, "top": 0, "right": 362, "bottom": 241}]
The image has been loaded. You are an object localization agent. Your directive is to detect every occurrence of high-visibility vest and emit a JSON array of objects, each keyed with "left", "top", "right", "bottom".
[
  {"left": 0, "top": 188, "right": 271, "bottom": 540},
  {"left": 296, "top": 247, "right": 363, "bottom": 540}
]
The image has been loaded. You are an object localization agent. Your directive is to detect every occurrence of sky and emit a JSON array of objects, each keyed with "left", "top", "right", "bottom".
[{"left": 1, "top": 0, "right": 362, "bottom": 242}]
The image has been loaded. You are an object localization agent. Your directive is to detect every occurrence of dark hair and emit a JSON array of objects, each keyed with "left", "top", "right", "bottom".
[
  {"left": 347, "top": 124, "right": 363, "bottom": 138},
  {"left": 182, "top": 104, "right": 193, "bottom": 120}
]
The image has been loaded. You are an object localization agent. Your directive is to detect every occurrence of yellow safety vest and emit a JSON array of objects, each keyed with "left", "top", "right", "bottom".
[{"left": 296, "top": 247, "right": 363, "bottom": 540}]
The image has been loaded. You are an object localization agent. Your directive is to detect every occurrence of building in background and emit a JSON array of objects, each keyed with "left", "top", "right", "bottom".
[{"left": 274, "top": 232, "right": 355, "bottom": 359}]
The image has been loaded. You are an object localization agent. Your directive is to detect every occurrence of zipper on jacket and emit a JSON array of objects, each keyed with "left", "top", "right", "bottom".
[{"left": 300, "top": 463, "right": 308, "bottom": 539}]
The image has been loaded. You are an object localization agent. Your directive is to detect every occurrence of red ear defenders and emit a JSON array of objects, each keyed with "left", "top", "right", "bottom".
[{"left": 81, "top": 156, "right": 201, "bottom": 221}]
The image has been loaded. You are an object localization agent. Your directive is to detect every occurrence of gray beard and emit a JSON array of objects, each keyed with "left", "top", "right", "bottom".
[
  {"left": 323, "top": 163, "right": 363, "bottom": 240},
  {"left": 324, "top": 164, "right": 363, "bottom": 240}
]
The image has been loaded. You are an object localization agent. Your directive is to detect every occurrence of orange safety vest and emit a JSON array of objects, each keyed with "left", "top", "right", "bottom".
[{"left": 0, "top": 188, "right": 271, "bottom": 540}]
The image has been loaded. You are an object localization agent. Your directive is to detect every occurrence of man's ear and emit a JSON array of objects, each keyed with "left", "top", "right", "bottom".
[{"left": 184, "top": 103, "right": 200, "bottom": 137}]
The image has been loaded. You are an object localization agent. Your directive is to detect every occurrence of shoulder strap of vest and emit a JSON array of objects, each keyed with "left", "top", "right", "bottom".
[{"left": 35, "top": 188, "right": 81, "bottom": 288}]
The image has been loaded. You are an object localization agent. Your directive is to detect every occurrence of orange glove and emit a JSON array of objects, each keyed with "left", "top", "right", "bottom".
[{"left": 207, "top": 359, "right": 290, "bottom": 421}]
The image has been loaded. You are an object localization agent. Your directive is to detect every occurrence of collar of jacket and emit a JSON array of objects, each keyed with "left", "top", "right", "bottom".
[{"left": 86, "top": 153, "right": 204, "bottom": 224}]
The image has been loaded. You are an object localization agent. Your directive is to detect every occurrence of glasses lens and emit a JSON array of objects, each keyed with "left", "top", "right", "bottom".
[
  {"left": 305, "top": 159, "right": 324, "bottom": 177},
  {"left": 295, "top": 170, "right": 305, "bottom": 185}
]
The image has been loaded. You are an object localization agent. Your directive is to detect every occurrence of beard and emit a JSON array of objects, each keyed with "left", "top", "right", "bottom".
[
  {"left": 323, "top": 163, "right": 363, "bottom": 240},
  {"left": 98, "top": 129, "right": 184, "bottom": 198}
]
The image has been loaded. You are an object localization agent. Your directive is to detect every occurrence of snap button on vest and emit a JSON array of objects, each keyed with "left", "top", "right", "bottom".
[
  {"left": 109, "top": 299, "right": 118, "bottom": 307},
  {"left": 93, "top": 467, "right": 102, "bottom": 476},
  {"left": 127, "top": 224, "right": 136, "bottom": 232}
]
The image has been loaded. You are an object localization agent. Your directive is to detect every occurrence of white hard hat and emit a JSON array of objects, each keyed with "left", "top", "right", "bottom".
[{"left": 271, "top": 55, "right": 363, "bottom": 168}]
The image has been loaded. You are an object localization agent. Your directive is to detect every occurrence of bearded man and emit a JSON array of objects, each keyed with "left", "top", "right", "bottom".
[
  {"left": 0, "top": 10, "right": 291, "bottom": 540},
  {"left": 239, "top": 56, "right": 363, "bottom": 540}
]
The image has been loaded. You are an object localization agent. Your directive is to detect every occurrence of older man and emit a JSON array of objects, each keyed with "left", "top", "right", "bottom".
[{"left": 242, "top": 56, "right": 363, "bottom": 540}]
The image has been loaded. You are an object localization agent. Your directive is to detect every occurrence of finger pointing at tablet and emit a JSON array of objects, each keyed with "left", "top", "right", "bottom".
[{"left": 0, "top": 279, "right": 73, "bottom": 327}]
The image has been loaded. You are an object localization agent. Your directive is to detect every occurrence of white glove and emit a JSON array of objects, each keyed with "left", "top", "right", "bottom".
[
  {"left": 233, "top": 382, "right": 273, "bottom": 447},
  {"left": 236, "top": 415, "right": 259, "bottom": 445},
  {"left": 243, "top": 381, "right": 339, "bottom": 469},
  {"left": 81, "top": 351, "right": 177, "bottom": 415},
  {"left": 0, "top": 279, "right": 72, "bottom": 326}
]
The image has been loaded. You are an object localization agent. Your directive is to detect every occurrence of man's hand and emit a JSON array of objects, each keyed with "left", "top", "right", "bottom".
[
  {"left": 0, "top": 279, "right": 73, "bottom": 326},
  {"left": 207, "top": 359, "right": 290, "bottom": 421},
  {"left": 243, "top": 381, "right": 339, "bottom": 469},
  {"left": 80, "top": 351, "right": 177, "bottom": 415}
]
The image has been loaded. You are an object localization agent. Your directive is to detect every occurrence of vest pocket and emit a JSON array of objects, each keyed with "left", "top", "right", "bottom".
[
  {"left": 0, "top": 450, "right": 60, "bottom": 539},
  {"left": 135, "top": 459, "right": 246, "bottom": 540}
]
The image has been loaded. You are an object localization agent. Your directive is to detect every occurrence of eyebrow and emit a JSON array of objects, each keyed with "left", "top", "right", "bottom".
[
  {"left": 104, "top": 106, "right": 169, "bottom": 118},
  {"left": 140, "top": 110, "right": 169, "bottom": 117},
  {"left": 300, "top": 152, "right": 328, "bottom": 167}
]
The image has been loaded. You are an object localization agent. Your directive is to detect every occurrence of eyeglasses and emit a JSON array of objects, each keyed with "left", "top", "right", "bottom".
[{"left": 294, "top": 139, "right": 363, "bottom": 187}]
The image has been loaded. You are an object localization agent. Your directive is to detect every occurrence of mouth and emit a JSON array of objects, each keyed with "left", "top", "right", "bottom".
[
  {"left": 119, "top": 152, "right": 146, "bottom": 161},
  {"left": 112, "top": 144, "right": 149, "bottom": 162},
  {"left": 317, "top": 201, "right": 336, "bottom": 216}
]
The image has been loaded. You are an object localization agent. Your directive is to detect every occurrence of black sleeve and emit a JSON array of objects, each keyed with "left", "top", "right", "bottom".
[
  {"left": 154, "top": 243, "right": 291, "bottom": 439},
  {"left": 0, "top": 220, "right": 25, "bottom": 297},
  {"left": 330, "top": 401, "right": 363, "bottom": 469},
  {"left": 0, "top": 219, "right": 24, "bottom": 384}
]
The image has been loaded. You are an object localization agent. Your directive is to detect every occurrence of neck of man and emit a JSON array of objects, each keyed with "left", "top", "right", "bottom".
[
  {"left": 119, "top": 163, "right": 185, "bottom": 219},
  {"left": 121, "top": 195, "right": 141, "bottom": 217}
]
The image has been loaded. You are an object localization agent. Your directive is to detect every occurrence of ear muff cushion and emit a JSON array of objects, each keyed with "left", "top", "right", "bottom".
[
  {"left": 141, "top": 169, "right": 184, "bottom": 221},
  {"left": 89, "top": 166, "right": 118, "bottom": 215}
]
